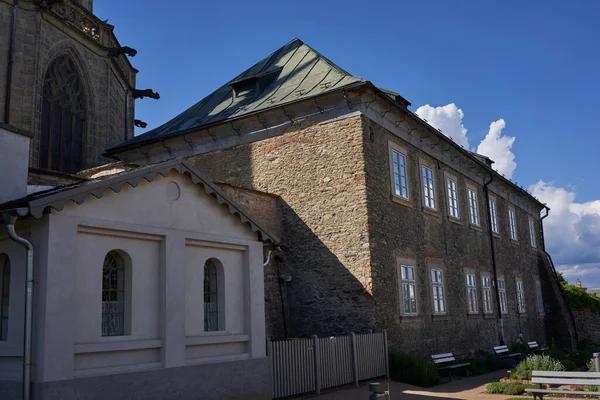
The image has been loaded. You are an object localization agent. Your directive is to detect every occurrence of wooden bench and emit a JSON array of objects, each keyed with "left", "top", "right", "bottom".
[
  {"left": 493, "top": 345, "right": 521, "bottom": 361},
  {"left": 526, "top": 371, "right": 600, "bottom": 399},
  {"left": 527, "top": 341, "right": 548, "bottom": 353},
  {"left": 431, "top": 353, "right": 470, "bottom": 381}
]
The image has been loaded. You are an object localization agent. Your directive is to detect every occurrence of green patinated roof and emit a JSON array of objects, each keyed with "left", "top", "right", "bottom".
[{"left": 108, "top": 38, "right": 365, "bottom": 153}]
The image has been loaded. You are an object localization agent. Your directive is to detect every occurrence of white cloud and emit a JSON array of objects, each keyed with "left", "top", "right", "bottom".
[
  {"left": 415, "top": 104, "right": 469, "bottom": 149},
  {"left": 476, "top": 119, "right": 517, "bottom": 179},
  {"left": 414, "top": 104, "right": 517, "bottom": 179},
  {"left": 529, "top": 181, "right": 600, "bottom": 287}
]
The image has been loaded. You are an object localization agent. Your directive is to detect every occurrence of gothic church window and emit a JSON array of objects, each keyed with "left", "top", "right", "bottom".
[
  {"left": 40, "top": 55, "right": 86, "bottom": 174},
  {"left": 102, "top": 251, "right": 127, "bottom": 336},
  {"left": 204, "top": 259, "right": 222, "bottom": 332}
]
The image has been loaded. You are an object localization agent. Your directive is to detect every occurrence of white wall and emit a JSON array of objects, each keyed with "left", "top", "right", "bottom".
[
  {"left": 0, "top": 126, "right": 30, "bottom": 204},
  {"left": 0, "top": 170, "right": 267, "bottom": 383}
]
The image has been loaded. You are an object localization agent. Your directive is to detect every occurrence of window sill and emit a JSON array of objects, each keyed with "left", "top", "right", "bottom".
[
  {"left": 469, "top": 224, "right": 482, "bottom": 232},
  {"left": 431, "top": 314, "right": 449, "bottom": 321},
  {"left": 399, "top": 315, "right": 423, "bottom": 324},
  {"left": 483, "top": 313, "right": 495, "bottom": 319},
  {"left": 510, "top": 239, "right": 519, "bottom": 244},
  {"left": 391, "top": 195, "right": 412, "bottom": 208},
  {"left": 467, "top": 313, "right": 481, "bottom": 320},
  {"left": 74, "top": 339, "right": 162, "bottom": 354},
  {"left": 185, "top": 334, "right": 249, "bottom": 346},
  {"left": 492, "top": 233, "right": 501, "bottom": 239},
  {"left": 422, "top": 207, "right": 441, "bottom": 218},
  {"left": 448, "top": 217, "right": 463, "bottom": 225}
]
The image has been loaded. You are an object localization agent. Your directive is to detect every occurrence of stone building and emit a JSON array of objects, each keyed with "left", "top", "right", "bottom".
[
  {"left": 108, "top": 38, "right": 578, "bottom": 354},
  {"left": 0, "top": 0, "right": 138, "bottom": 173}
]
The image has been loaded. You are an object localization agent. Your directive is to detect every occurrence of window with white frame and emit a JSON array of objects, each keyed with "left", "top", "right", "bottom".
[
  {"left": 468, "top": 188, "right": 480, "bottom": 225},
  {"left": 516, "top": 280, "right": 526, "bottom": 313},
  {"left": 498, "top": 278, "right": 508, "bottom": 314},
  {"left": 466, "top": 274, "right": 478, "bottom": 314},
  {"left": 422, "top": 165, "right": 436, "bottom": 209},
  {"left": 509, "top": 208, "right": 518, "bottom": 241},
  {"left": 529, "top": 219, "right": 537, "bottom": 248},
  {"left": 391, "top": 148, "right": 409, "bottom": 200},
  {"left": 481, "top": 276, "right": 493, "bottom": 314},
  {"left": 431, "top": 269, "right": 446, "bottom": 314},
  {"left": 536, "top": 281, "right": 544, "bottom": 313},
  {"left": 489, "top": 198, "right": 499, "bottom": 234},
  {"left": 398, "top": 265, "right": 417, "bottom": 315},
  {"left": 446, "top": 177, "right": 459, "bottom": 218}
]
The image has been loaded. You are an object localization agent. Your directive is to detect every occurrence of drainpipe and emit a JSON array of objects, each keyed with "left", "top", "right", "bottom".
[
  {"left": 3, "top": 213, "right": 34, "bottom": 400},
  {"left": 483, "top": 174, "right": 504, "bottom": 344},
  {"left": 4, "top": 0, "right": 18, "bottom": 124}
]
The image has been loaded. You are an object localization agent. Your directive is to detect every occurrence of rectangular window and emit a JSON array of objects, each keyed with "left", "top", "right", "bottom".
[
  {"left": 431, "top": 269, "right": 446, "bottom": 314},
  {"left": 466, "top": 274, "right": 478, "bottom": 313},
  {"left": 517, "top": 280, "right": 526, "bottom": 314},
  {"left": 529, "top": 219, "right": 537, "bottom": 248},
  {"left": 399, "top": 265, "right": 417, "bottom": 315},
  {"left": 446, "top": 177, "right": 459, "bottom": 218},
  {"left": 468, "top": 188, "right": 480, "bottom": 225},
  {"left": 482, "top": 276, "right": 493, "bottom": 314},
  {"left": 391, "top": 149, "right": 409, "bottom": 199},
  {"left": 422, "top": 165, "right": 436, "bottom": 209},
  {"left": 498, "top": 278, "right": 508, "bottom": 314},
  {"left": 489, "top": 199, "right": 499, "bottom": 234},
  {"left": 536, "top": 282, "right": 544, "bottom": 313},
  {"left": 509, "top": 208, "right": 518, "bottom": 241}
]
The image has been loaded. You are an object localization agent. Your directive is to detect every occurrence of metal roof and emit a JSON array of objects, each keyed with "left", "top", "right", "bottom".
[
  {"left": 0, "top": 159, "right": 279, "bottom": 245},
  {"left": 107, "top": 38, "right": 365, "bottom": 153}
]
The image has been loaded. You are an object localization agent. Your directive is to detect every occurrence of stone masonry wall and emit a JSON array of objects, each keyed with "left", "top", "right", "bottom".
[
  {"left": 190, "top": 115, "right": 374, "bottom": 337},
  {"left": 362, "top": 115, "right": 550, "bottom": 355},
  {"left": 0, "top": 0, "right": 136, "bottom": 170},
  {"left": 573, "top": 309, "right": 600, "bottom": 342}
]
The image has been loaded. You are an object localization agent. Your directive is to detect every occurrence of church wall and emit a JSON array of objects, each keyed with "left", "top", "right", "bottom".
[{"left": 0, "top": 0, "right": 136, "bottom": 171}]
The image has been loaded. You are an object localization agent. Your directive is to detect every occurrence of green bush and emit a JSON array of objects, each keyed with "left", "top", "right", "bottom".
[
  {"left": 503, "top": 382, "right": 526, "bottom": 395},
  {"left": 557, "top": 272, "right": 600, "bottom": 313},
  {"left": 514, "top": 354, "right": 565, "bottom": 380},
  {"left": 510, "top": 342, "right": 529, "bottom": 355},
  {"left": 588, "top": 358, "right": 597, "bottom": 372},
  {"left": 388, "top": 351, "right": 438, "bottom": 387},
  {"left": 560, "top": 359, "right": 576, "bottom": 371},
  {"left": 486, "top": 382, "right": 508, "bottom": 394}
]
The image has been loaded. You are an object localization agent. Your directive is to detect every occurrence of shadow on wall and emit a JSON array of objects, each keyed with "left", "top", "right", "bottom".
[
  {"left": 538, "top": 252, "right": 578, "bottom": 349},
  {"left": 276, "top": 197, "right": 374, "bottom": 338}
]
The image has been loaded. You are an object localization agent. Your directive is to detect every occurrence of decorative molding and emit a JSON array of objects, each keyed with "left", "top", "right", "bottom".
[
  {"left": 184, "top": 334, "right": 249, "bottom": 347},
  {"left": 77, "top": 224, "right": 163, "bottom": 242},
  {"left": 185, "top": 238, "right": 247, "bottom": 251},
  {"left": 74, "top": 339, "right": 163, "bottom": 354}
]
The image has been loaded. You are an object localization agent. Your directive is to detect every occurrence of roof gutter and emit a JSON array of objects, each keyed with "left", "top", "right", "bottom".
[
  {"left": 2, "top": 210, "right": 33, "bottom": 400},
  {"left": 483, "top": 173, "right": 504, "bottom": 344}
]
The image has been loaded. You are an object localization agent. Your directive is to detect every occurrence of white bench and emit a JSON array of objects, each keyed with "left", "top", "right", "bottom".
[
  {"left": 431, "top": 353, "right": 470, "bottom": 381},
  {"left": 526, "top": 371, "right": 600, "bottom": 400},
  {"left": 493, "top": 345, "right": 521, "bottom": 360},
  {"left": 527, "top": 341, "right": 547, "bottom": 353}
]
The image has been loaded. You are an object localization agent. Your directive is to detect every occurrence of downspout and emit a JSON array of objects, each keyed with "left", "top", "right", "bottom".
[
  {"left": 483, "top": 173, "right": 504, "bottom": 344},
  {"left": 3, "top": 213, "right": 33, "bottom": 400},
  {"left": 4, "top": 0, "right": 19, "bottom": 124}
]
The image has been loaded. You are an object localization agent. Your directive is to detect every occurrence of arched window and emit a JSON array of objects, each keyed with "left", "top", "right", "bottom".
[
  {"left": 204, "top": 259, "right": 220, "bottom": 332},
  {"left": 40, "top": 54, "right": 86, "bottom": 174},
  {"left": 0, "top": 254, "right": 10, "bottom": 341},
  {"left": 102, "top": 251, "right": 126, "bottom": 336}
]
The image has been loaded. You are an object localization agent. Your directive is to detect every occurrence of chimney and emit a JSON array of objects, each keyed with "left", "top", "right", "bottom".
[
  {"left": 0, "top": 123, "right": 31, "bottom": 204},
  {"left": 576, "top": 279, "right": 582, "bottom": 288}
]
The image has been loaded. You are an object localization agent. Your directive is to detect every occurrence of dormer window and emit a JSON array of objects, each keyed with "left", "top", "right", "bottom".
[{"left": 229, "top": 67, "right": 282, "bottom": 100}]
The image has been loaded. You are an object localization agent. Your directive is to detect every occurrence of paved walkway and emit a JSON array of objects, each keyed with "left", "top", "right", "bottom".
[{"left": 304, "top": 370, "right": 545, "bottom": 400}]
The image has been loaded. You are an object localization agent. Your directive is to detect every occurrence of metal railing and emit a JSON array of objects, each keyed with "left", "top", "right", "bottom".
[{"left": 268, "top": 331, "right": 388, "bottom": 398}]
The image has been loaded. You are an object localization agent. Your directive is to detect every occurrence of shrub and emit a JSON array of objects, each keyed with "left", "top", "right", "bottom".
[
  {"left": 588, "top": 358, "right": 597, "bottom": 372},
  {"left": 503, "top": 382, "right": 526, "bottom": 395},
  {"left": 486, "top": 382, "right": 508, "bottom": 394},
  {"left": 557, "top": 272, "right": 600, "bottom": 313},
  {"left": 514, "top": 354, "right": 565, "bottom": 380},
  {"left": 388, "top": 351, "right": 438, "bottom": 387},
  {"left": 560, "top": 359, "right": 576, "bottom": 371},
  {"left": 510, "top": 341, "right": 529, "bottom": 355}
]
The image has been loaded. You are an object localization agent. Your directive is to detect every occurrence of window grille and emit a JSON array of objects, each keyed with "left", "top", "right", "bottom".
[
  {"left": 422, "top": 166, "right": 436, "bottom": 209},
  {"left": 399, "top": 265, "right": 417, "bottom": 315},
  {"left": 392, "top": 150, "right": 409, "bottom": 199},
  {"left": 466, "top": 274, "right": 478, "bottom": 314},
  {"left": 204, "top": 260, "right": 219, "bottom": 331},
  {"left": 517, "top": 280, "right": 526, "bottom": 314},
  {"left": 102, "top": 252, "right": 125, "bottom": 336},
  {"left": 482, "top": 276, "right": 493, "bottom": 314},
  {"left": 468, "top": 188, "right": 480, "bottom": 225},
  {"left": 489, "top": 199, "right": 499, "bottom": 233},
  {"left": 498, "top": 279, "right": 508, "bottom": 314},
  {"left": 446, "top": 178, "right": 459, "bottom": 218},
  {"left": 431, "top": 269, "right": 446, "bottom": 314}
]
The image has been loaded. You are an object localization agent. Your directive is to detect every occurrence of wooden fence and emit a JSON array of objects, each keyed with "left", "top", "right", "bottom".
[{"left": 268, "top": 331, "right": 389, "bottom": 398}]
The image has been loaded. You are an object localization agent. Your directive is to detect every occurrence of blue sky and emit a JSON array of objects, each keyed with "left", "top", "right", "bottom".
[{"left": 95, "top": 0, "right": 600, "bottom": 286}]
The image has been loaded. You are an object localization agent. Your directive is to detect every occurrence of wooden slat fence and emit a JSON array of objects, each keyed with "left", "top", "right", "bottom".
[{"left": 269, "top": 331, "right": 388, "bottom": 398}]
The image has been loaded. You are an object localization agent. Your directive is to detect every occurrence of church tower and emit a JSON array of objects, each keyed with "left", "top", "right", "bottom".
[{"left": 0, "top": 0, "right": 140, "bottom": 174}]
